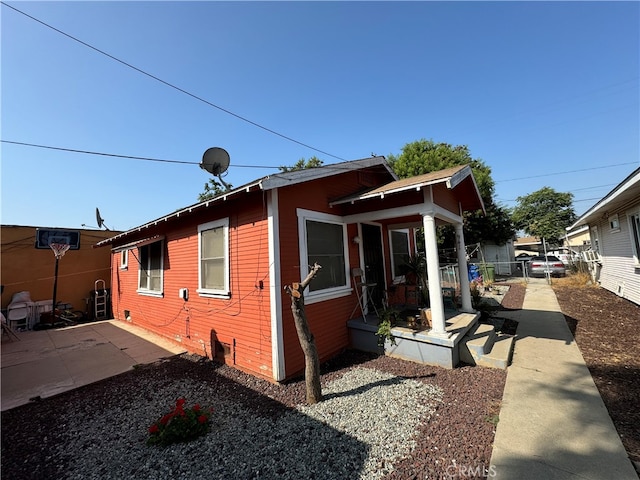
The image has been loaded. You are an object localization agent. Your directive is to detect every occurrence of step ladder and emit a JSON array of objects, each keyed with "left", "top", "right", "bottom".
[{"left": 94, "top": 279, "right": 108, "bottom": 320}]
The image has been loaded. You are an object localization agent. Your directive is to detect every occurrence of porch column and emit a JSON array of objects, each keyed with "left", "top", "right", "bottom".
[
  {"left": 422, "top": 212, "right": 449, "bottom": 337},
  {"left": 455, "top": 222, "right": 473, "bottom": 312}
]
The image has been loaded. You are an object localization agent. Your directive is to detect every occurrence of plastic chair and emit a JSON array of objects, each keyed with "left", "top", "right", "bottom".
[
  {"left": 7, "top": 302, "right": 32, "bottom": 331},
  {"left": 350, "top": 267, "right": 380, "bottom": 321}
]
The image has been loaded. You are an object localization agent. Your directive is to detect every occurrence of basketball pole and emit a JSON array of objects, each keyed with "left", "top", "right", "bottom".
[{"left": 52, "top": 255, "right": 60, "bottom": 317}]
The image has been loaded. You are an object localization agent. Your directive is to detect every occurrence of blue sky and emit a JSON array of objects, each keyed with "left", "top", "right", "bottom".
[{"left": 2, "top": 1, "right": 638, "bottom": 232}]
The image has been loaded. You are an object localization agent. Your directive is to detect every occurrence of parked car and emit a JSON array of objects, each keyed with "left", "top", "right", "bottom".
[
  {"left": 547, "top": 249, "right": 580, "bottom": 266},
  {"left": 515, "top": 252, "right": 536, "bottom": 264},
  {"left": 527, "top": 255, "right": 566, "bottom": 277}
]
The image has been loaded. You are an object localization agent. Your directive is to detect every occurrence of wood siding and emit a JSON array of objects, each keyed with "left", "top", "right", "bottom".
[
  {"left": 110, "top": 192, "right": 275, "bottom": 380},
  {"left": 276, "top": 171, "right": 389, "bottom": 378},
  {"left": 594, "top": 203, "right": 640, "bottom": 306}
]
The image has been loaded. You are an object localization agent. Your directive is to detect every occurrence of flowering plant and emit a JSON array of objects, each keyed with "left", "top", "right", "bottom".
[{"left": 147, "top": 398, "right": 214, "bottom": 446}]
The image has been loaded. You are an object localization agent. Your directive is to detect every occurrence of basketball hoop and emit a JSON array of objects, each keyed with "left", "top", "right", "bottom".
[
  {"left": 50, "top": 243, "right": 70, "bottom": 259},
  {"left": 48, "top": 243, "right": 71, "bottom": 322}
]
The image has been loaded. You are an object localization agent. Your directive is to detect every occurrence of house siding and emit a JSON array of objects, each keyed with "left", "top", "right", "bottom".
[
  {"left": 276, "top": 172, "right": 384, "bottom": 378},
  {"left": 594, "top": 205, "right": 640, "bottom": 305},
  {"left": 109, "top": 193, "right": 275, "bottom": 380}
]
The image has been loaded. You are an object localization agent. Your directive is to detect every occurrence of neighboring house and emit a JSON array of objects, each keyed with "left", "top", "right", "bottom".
[
  {"left": 1, "top": 225, "right": 116, "bottom": 324},
  {"left": 568, "top": 167, "right": 640, "bottom": 306},
  {"left": 514, "top": 236, "right": 541, "bottom": 256},
  {"left": 564, "top": 225, "right": 590, "bottom": 252},
  {"left": 96, "top": 157, "right": 486, "bottom": 381}
]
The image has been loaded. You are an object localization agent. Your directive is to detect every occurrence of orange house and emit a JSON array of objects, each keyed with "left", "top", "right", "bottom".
[{"left": 97, "top": 157, "right": 485, "bottom": 381}]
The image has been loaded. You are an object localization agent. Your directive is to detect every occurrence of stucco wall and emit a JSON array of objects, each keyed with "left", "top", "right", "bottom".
[{"left": 1, "top": 225, "right": 115, "bottom": 315}]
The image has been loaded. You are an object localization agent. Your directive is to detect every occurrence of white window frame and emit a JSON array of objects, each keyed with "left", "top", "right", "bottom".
[
  {"left": 628, "top": 209, "right": 640, "bottom": 267},
  {"left": 389, "top": 229, "right": 410, "bottom": 284},
  {"left": 197, "top": 218, "right": 230, "bottom": 298},
  {"left": 297, "top": 209, "right": 351, "bottom": 304},
  {"left": 609, "top": 214, "right": 620, "bottom": 232},
  {"left": 137, "top": 240, "right": 164, "bottom": 297},
  {"left": 120, "top": 249, "right": 129, "bottom": 270}
]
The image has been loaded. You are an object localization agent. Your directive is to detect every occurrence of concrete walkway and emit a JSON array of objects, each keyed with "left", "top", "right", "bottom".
[
  {"left": 491, "top": 280, "right": 638, "bottom": 479},
  {"left": 1, "top": 319, "right": 186, "bottom": 411}
]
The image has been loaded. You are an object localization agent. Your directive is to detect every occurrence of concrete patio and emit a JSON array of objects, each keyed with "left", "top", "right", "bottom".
[{"left": 1, "top": 319, "right": 186, "bottom": 411}]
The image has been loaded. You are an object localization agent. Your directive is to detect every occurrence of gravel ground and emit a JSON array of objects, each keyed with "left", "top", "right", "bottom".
[{"left": 1, "top": 286, "right": 525, "bottom": 480}]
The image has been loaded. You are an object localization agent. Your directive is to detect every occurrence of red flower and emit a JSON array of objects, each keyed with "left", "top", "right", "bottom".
[
  {"left": 193, "top": 404, "right": 201, "bottom": 412},
  {"left": 176, "top": 398, "right": 186, "bottom": 408},
  {"left": 197, "top": 415, "right": 208, "bottom": 424},
  {"left": 160, "top": 413, "right": 173, "bottom": 425},
  {"left": 148, "top": 424, "right": 159, "bottom": 434}
]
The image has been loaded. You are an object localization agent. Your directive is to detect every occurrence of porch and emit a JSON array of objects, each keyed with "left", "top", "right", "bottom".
[
  {"left": 347, "top": 280, "right": 516, "bottom": 370},
  {"left": 347, "top": 310, "right": 480, "bottom": 369}
]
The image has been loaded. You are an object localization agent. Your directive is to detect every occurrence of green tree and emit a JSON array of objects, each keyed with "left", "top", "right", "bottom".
[
  {"left": 511, "top": 187, "right": 577, "bottom": 245},
  {"left": 198, "top": 156, "right": 323, "bottom": 201},
  {"left": 279, "top": 156, "right": 324, "bottom": 172},
  {"left": 197, "top": 177, "right": 233, "bottom": 202},
  {"left": 388, "top": 139, "right": 515, "bottom": 247}
]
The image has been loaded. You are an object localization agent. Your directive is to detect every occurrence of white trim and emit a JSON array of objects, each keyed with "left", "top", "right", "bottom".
[
  {"left": 570, "top": 168, "right": 640, "bottom": 229},
  {"left": 609, "top": 213, "right": 621, "bottom": 232},
  {"left": 197, "top": 218, "right": 230, "bottom": 296},
  {"left": 297, "top": 208, "right": 350, "bottom": 302},
  {"left": 627, "top": 208, "right": 640, "bottom": 267},
  {"left": 389, "top": 228, "right": 410, "bottom": 282},
  {"left": 120, "top": 249, "right": 129, "bottom": 270},
  {"left": 136, "top": 238, "right": 164, "bottom": 296},
  {"left": 268, "top": 190, "right": 286, "bottom": 381}
]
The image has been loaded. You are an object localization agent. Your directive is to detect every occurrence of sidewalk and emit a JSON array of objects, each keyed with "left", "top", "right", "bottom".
[
  {"left": 491, "top": 280, "right": 638, "bottom": 479},
  {"left": 1, "top": 319, "right": 186, "bottom": 411}
]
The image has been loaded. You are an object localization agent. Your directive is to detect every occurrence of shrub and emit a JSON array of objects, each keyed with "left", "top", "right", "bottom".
[{"left": 147, "top": 398, "right": 213, "bottom": 447}]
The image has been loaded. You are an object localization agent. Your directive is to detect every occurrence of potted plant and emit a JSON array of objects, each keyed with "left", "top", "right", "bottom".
[{"left": 375, "top": 307, "right": 399, "bottom": 348}]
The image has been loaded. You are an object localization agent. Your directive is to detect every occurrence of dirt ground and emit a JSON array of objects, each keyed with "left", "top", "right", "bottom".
[{"left": 552, "top": 280, "right": 640, "bottom": 469}]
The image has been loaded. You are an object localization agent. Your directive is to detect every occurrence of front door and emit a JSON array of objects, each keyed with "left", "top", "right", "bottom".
[{"left": 361, "top": 224, "right": 385, "bottom": 307}]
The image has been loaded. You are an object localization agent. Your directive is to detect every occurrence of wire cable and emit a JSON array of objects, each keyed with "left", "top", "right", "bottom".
[
  {"left": 495, "top": 162, "right": 638, "bottom": 183},
  {"left": 0, "top": 140, "right": 276, "bottom": 168},
  {"left": 1, "top": 2, "right": 346, "bottom": 161}
]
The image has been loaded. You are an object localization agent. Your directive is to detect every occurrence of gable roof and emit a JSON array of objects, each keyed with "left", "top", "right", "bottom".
[
  {"left": 569, "top": 167, "right": 640, "bottom": 230},
  {"left": 329, "top": 164, "right": 485, "bottom": 214},
  {"left": 97, "top": 156, "right": 393, "bottom": 247}
]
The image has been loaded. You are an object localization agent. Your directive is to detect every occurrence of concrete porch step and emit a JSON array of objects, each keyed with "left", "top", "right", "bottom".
[{"left": 459, "top": 322, "right": 515, "bottom": 369}]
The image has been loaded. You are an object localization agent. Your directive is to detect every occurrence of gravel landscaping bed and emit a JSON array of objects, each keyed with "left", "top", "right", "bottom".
[{"left": 2, "top": 285, "right": 526, "bottom": 479}]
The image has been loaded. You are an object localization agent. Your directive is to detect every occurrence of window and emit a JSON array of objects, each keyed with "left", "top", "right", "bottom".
[
  {"left": 306, "top": 220, "right": 346, "bottom": 292},
  {"left": 198, "top": 219, "right": 229, "bottom": 296},
  {"left": 120, "top": 249, "right": 128, "bottom": 270},
  {"left": 297, "top": 210, "right": 349, "bottom": 300},
  {"left": 609, "top": 214, "right": 620, "bottom": 232},
  {"left": 390, "top": 229, "right": 410, "bottom": 282},
  {"left": 590, "top": 226, "right": 600, "bottom": 254},
  {"left": 138, "top": 240, "right": 163, "bottom": 295},
  {"left": 629, "top": 211, "right": 640, "bottom": 266}
]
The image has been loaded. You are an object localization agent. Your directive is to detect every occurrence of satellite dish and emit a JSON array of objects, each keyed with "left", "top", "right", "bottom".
[
  {"left": 200, "top": 147, "right": 230, "bottom": 176},
  {"left": 96, "top": 208, "right": 110, "bottom": 230}
]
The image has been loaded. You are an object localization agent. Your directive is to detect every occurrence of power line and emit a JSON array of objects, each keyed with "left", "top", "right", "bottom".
[
  {"left": 0, "top": 140, "right": 278, "bottom": 168},
  {"left": 495, "top": 162, "right": 638, "bottom": 183},
  {"left": 1, "top": 1, "right": 346, "bottom": 162}
]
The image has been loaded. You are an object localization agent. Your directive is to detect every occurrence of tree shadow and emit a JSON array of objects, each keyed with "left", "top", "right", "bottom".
[
  {"left": 493, "top": 360, "right": 638, "bottom": 479},
  {"left": 0, "top": 355, "right": 372, "bottom": 480}
]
